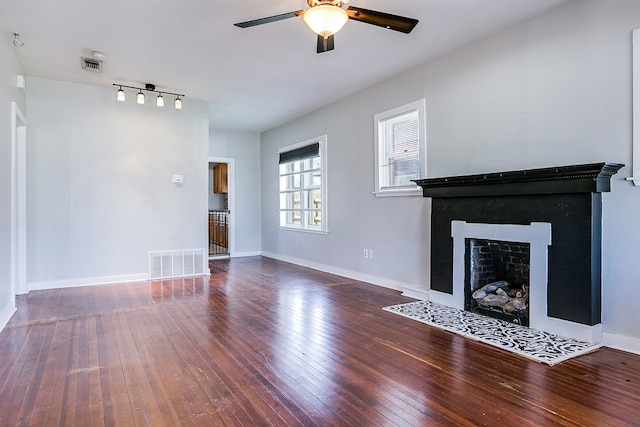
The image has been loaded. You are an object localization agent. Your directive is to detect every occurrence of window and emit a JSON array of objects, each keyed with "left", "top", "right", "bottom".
[
  {"left": 279, "top": 136, "right": 327, "bottom": 233},
  {"left": 374, "top": 99, "right": 426, "bottom": 196}
]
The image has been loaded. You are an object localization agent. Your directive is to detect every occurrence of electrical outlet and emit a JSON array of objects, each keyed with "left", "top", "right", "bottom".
[
  {"left": 368, "top": 249, "right": 374, "bottom": 259},
  {"left": 363, "top": 249, "right": 369, "bottom": 259}
]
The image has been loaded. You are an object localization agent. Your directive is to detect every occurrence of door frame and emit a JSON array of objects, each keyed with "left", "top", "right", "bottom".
[
  {"left": 208, "top": 157, "right": 235, "bottom": 257},
  {"left": 11, "top": 102, "right": 27, "bottom": 300}
]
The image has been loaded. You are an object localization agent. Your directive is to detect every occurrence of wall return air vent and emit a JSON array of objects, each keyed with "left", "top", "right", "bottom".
[
  {"left": 148, "top": 248, "right": 208, "bottom": 280},
  {"left": 81, "top": 57, "right": 102, "bottom": 72}
]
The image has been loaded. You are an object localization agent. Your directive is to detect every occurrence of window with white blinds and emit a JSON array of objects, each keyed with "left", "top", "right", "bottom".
[
  {"left": 374, "top": 99, "right": 426, "bottom": 197},
  {"left": 278, "top": 136, "right": 327, "bottom": 233}
]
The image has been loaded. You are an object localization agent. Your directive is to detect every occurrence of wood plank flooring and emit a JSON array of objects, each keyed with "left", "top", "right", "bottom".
[{"left": 1, "top": 256, "right": 639, "bottom": 426}]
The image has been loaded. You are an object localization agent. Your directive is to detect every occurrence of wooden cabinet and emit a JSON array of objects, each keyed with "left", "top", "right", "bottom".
[{"left": 213, "top": 163, "right": 228, "bottom": 194}]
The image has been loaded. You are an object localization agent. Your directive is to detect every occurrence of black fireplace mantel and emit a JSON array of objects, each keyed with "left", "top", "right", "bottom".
[
  {"left": 416, "top": 162, "right": 624, "bottom": 326},
  {"left": 413, "top": 162, "right": 624, "bottom": 198}
]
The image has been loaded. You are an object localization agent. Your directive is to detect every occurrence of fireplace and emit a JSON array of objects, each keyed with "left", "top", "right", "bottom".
[
  {"left": 465, "top": 238, "right": 530, "bottom": 326},
  {"left": 414, "top": 163, "right": 623, "bottom": 343}
]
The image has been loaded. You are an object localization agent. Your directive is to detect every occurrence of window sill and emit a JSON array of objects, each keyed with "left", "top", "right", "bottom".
[
  {"left": 373, "top": 188, "right": 422, "bottom": 198},
  {"left": 279, "top": 226, "right": 329, "bottom": 235}
]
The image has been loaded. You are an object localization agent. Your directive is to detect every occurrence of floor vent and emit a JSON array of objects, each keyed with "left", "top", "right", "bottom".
[{"left": 148, "top": 248, "right": 207, "bottom": 280}]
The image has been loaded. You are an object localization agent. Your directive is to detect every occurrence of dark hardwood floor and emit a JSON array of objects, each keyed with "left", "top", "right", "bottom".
[{"left": 1, "top": 256, "right": 639, "bottom": 426}]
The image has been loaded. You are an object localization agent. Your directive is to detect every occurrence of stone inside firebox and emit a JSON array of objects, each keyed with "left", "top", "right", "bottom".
[{"left": 465, "top": 239, "right": 530, "bottom": 326}]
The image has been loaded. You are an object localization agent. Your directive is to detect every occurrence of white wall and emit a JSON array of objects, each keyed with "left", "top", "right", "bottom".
[
  {"left": 260, "top": 64, "right": 431, "bottom": 292},
  {"left": 209, "top": 129, "right": 262, "bottom": 255},
  {"left": 26, "top": 78, "right": 209, "bottom": 288},
  {"left": 0, "top": 29, "right": 26, "bottom": 329},
  {"left": 260, "top": 0, "right": 640, "bottom": 350}
]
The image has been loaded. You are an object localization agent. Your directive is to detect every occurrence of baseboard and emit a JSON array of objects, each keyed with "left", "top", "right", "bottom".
[
  {"left": 401, "top": 287, "right": 429, "bottom": 300},
  {"left": 603, "top": 332, "right": 640, "bottom": 356},
  {"left": 28, "top": 273, "right": 150, "bottom": 291},
  {"left": 232, "top": 251, "right": 262, "bottom": 258},
  {"left": 261, "top": 251, "right": 416, "bottom": 292},
  {"left": 0, "top": 301, "right": 17, "bottom": 333}
]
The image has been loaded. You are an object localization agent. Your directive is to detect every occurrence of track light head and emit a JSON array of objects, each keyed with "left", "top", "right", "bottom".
[
  {"left": 156, "top": 93, "right": 164, "bottom": 107},
  {"left": 116, "top": 86, "right": 125, "bottom": 102},
  {"left": 136, "top": 90, "right": 145, "bottom": 104},
  {"left": 174, "top": 96, "right": 183, "bottom": 110}
]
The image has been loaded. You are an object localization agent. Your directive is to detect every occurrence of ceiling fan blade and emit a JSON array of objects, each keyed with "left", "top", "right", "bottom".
[
  {"left": 346, "top": 6, "right": 418, "bottom": 34},
  {"left": 234, "top": 10, "right": 304, "bottom": 28},
  {"left": 317, "top": 34, "right": 335, "bottom": 54}
]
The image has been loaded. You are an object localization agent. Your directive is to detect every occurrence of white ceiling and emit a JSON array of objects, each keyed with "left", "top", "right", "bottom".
[{"left": 2, "top": 0, "right": 568, "bottom": 132}]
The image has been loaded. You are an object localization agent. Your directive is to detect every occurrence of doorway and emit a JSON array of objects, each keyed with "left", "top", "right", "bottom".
[
  {"left": 208, "top": 157, "right": 235, "bottom": 259},
  {"left": 11, "top": 102, "right": 27, "bottom": 300}
]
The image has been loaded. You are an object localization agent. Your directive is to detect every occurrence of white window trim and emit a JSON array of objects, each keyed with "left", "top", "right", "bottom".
[
  {"left": 373, "top": 99, "right": 426, "bottom": 197},
  {"left": 278, "top": 135, "right": 328, "bottom": 234},
  {"left": 627, "top": 28, "right": 640, "bottom": 186}
]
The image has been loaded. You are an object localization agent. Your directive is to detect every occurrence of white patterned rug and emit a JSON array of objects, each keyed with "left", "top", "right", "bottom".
[{"left": 383, "top": 300, "right": 601, "bottom": 366}]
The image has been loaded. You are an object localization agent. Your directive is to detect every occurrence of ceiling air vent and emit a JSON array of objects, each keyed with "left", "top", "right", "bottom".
[{"left": 81, "top": 57, "right": 102, "bottom": 73}]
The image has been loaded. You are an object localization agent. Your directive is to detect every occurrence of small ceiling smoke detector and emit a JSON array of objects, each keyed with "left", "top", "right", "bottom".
[{"left": 81, "top": 57, "right": 103, "bottom": 73}]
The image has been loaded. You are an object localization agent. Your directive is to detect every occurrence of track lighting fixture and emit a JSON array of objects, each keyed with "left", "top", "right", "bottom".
[{"left": 113, "top": 83, "right": 184, "bottom": 110}]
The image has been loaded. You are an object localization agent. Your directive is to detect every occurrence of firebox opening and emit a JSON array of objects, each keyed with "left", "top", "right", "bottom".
[{"left": 464, "top": 239, "right": 531, "bottom": 326}]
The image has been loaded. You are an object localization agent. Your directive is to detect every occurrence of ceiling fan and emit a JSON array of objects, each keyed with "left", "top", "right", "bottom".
[{"left": 234, "top": 0, "right": 419, "bottom": 54}]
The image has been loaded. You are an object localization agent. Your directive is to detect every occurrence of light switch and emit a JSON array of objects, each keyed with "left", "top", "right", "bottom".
[{"left": 172, "top": 174, "right": 183, "bottom": 184}]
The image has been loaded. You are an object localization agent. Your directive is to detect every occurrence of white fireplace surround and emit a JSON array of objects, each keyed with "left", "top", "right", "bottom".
[{"left": 427, "top": 220, "right": 602, "bottom": 344}]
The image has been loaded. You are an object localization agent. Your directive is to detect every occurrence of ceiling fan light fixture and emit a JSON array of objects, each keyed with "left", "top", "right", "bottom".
[{"left": 303, "top": 4, "right": 348, "bottom": 39}]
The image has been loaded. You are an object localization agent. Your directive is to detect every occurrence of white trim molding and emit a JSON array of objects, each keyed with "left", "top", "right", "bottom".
[
  {"left": 261, "top": 251, "right": 420, "bottom": 293},
  {"left": 11, "top": 102, "right": 27, "bottom": 299},
  {"left": 28, "top": 273, "right": 149, "bottom": 291},
  {"left": 232, "top": 251, "right": 262, "bottom": 258},
  {"left": 0, "top": 303, "right": 17, "bottom": 334},
  {"left": 401, "top": 286, "right": 429, "bottom": 300},
  {"left": 603, "top": 332, "right": 640, "bottom": 355},
  {"left": 627, "top": 28, "right": 640, "bottom": 186}
]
